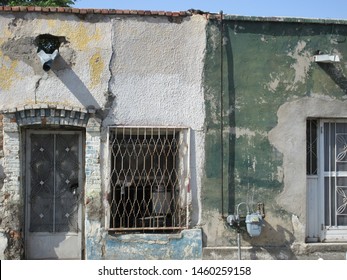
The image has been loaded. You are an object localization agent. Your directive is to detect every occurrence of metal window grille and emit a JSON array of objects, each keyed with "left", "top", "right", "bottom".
[
  {"left": 108, "top": 126, "right": 190, "bottom": 232},
  {"left": 323, "top": 122, "right": 347, "bottom": 227}
]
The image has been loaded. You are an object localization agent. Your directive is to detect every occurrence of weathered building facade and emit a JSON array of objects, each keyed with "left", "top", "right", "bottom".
[{"left": 1, "top": 6, "right": 347, "bottom": 260}]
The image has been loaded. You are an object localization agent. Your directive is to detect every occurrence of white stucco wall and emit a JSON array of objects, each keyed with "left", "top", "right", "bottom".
[
  {"left": 0, "top": 12, "right": 207, "bottom": 232},
  {"left": 104, "top": 15, "right": 207, "bottom": 226},
  {"left": 105, "top": 15, "right": 206, "bottom": 129}
]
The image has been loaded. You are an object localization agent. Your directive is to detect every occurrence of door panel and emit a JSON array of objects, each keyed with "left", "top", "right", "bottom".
[
  {"left": 321, "top": 121, "right": 347, "bottom": 241},
  {"left": 26, "top": 131, "right": 83, "bottom": 259}
]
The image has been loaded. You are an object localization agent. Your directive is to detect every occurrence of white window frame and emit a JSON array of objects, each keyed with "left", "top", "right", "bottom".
[
  {"left": 307, "top": 119, "right": 347, "bottom": 242},
  {"left": 106, "top": 126, "right": 191, "bottom": 232},
  {"left": 319, "top": 120, "right": 347, "bottom": 241}
]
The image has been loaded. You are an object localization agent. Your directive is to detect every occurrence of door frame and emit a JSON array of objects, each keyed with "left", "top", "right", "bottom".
[
  {"left": 23, "top": 128, "right": 85, "bottom": 259},
  {"left": 319, "top": 119, "right": 347, "bottom": 241}
]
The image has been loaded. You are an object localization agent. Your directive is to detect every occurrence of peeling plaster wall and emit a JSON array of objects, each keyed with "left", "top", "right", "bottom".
[
  {"left": 3, "top": 9, "right": 347, "bottom": 260},
  {"left": 203, "top": 18, "right": 347, "bottom": 259},
  {"left": 0, "top": 11, "right": 206, "bottom": 260},
  {"left": 94, "top": 14, "right": 207, "bottom": 260},
  {"left": 269, "top": 97, "right": 347, "bottom": 219},
  {"left": 0, "top": 13, "right": 112, "bottom": 110}
]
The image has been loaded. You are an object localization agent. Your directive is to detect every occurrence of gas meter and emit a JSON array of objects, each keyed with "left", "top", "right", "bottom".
[
  {"left": 226, "top": 202, "right": 265, "bottom": 237},
  {"left": 245, "top": 212, "right": 263, "bottom": 237}
]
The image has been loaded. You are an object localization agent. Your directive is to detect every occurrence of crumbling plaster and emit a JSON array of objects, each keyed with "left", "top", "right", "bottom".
[
  {"left": 0, "top": 11, "right": 208, "bottom": 260},
  {"left": 269, "top": 95, "right": 347, "bottom": 240},
  {"left": 103, "top": 14, "right": 207, "bottom": 226},
  {"left": 0, "top": 13, "right": 112, "bottom": 110}
]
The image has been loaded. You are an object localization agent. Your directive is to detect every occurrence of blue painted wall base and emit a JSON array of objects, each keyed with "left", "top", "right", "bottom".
[{"left": 87, "top": 229, "right": 202, "bottom": 260}]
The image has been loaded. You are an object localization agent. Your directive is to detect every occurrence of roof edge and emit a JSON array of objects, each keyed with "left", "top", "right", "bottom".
[
  {"left": 1, "top": 6, "right": 347, "bottom": 25},
  {"left": 217, "top": 14, "right": 347, "bottom": 25},
  {"left": 0, "top": 6, "right": 191, "bottom": 16}
]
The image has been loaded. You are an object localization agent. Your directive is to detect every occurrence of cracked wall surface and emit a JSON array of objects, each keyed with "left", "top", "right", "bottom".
[
  {"left": 0, "top": 11, "right": 206, "bottom": 260},
  {"left": 0, "top": 13, "right": 112, "bottom": 111},
  {"left": 2, "top": 9, "right": 347, "bottom": 260},
  {"left": 203, "top": 17, "right": 347, "bottom": 259}
]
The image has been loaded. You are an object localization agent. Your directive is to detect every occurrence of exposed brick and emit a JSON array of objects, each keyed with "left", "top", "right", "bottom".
[
  {"left": 107, "top": 9, "right": 117, "bottom": 15},
  {"left": 11, "top": 6, "right": 20, "bottom": 12},
  {"left": 0, "top": 6, "right": 192, "bottom": 18}
]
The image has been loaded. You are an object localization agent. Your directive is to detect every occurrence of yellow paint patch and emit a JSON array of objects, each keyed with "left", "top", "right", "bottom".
[
  {"left": 47, "top": 19, "right": 57, "bottom": 29},
  {"left": 0, "top": 56, "right": 19, "bottom": 91},
  {"left": 60, "top": 22, "right": 102, "bottom": 50},
  {"left": 89, "top": 52, "right": 104, "bottom": 89}
]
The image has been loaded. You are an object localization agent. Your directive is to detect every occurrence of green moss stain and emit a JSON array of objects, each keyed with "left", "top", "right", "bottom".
[{"left": 203, "top": 18, "right": 347, "bottom": 222}]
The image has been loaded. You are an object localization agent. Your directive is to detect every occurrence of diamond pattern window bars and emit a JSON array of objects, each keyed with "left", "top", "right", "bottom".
[
  {"left": 324, "top": 122, "right": 347, "bottom": 227},
  {"left": 108, "top": 126, "right": 190, "bottom": 232}
]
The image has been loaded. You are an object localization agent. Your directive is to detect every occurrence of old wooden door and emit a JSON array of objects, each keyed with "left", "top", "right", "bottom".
[{"left": 25, "top": 130, "right": 83, "bottom": 259}]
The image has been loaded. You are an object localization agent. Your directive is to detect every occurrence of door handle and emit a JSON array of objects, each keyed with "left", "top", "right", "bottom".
[{"left": 70, "top": 183, "right": 79, "bottom": 195}]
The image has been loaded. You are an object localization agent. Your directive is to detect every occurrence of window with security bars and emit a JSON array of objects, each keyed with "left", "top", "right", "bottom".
[
  {"left": 307, "top": 119, "right": 347, "bottom": 242},
  {"left": 108, "top": 126, "right": 190, "bottom": 232}
]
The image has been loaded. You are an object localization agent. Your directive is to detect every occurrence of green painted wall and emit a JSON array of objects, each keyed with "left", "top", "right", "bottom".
[{"left": 202, "top": 17, "right": 347, "bottom": 248}]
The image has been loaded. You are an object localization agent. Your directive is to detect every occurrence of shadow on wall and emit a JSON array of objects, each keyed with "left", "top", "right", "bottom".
[
  {"left": 52, "top": 56, "right": 100, "bottom": 109},
  {"left": 318, "top": 63, "right": 347, "bottom": 94},
  {"left": 224, "top": 21, "right": 236, "bottom": 215},
  {"left": 189, "top": 130, "right": 201, "bottom": 226},
  {"left": 0, "top": 163, "right": 4, "bottom": 188},
  {"left": 241, "top": 220, "right": 297, "bottom": 260}
]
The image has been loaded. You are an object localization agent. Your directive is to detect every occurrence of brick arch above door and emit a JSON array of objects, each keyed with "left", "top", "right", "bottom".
[{"left": 7, "top": 105, "right": 96, "bottom": 128}]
